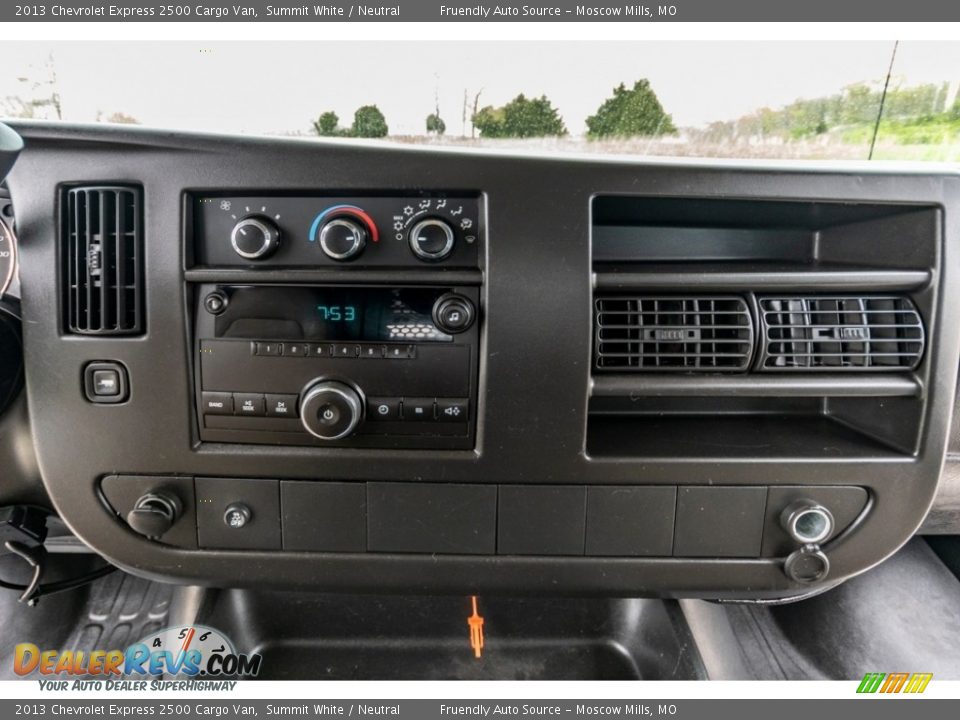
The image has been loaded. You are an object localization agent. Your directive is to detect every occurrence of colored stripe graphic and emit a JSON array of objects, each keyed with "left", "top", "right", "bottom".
[
  {"left": 857, "top": 673, "right": 885, "bottom": 693},
  {"left": 881, "top": 672, "right": 909, "bottom": 693},
  {"left": 904, "top": 673, "right": 933, "bottom": 694},
  {"left": 857, "top": 672, "right": 931, "bottom": 694}
]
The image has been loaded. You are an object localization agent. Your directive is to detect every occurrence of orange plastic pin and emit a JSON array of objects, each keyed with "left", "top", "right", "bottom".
[{"left": 468, "top": 595, "right": 484, "bottom": 659}]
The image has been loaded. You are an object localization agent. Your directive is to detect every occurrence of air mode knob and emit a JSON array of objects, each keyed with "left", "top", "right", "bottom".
[
  {"left": 300, "top": 380, "right": 365, "bottom": 440},
  {"left": 230, "top": 216, "right": 281, "bottom": 260},
  {"left": 409, "top": 218, "right": 455, "bottom": 262}
]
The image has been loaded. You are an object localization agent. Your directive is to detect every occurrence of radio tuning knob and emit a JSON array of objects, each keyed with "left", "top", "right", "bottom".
[
  {"left": 300, "top": 380, "right": 365, "bottom": 441},
  {"left": 230, "top": 216, "right": 281, "bottom": 260},
  {"left": 319, "top": 217, "right": 368, "bottom": 261}
]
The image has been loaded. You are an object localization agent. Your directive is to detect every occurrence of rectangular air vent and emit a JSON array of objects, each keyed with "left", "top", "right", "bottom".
[
  {"left": 759, "top": 296, "right": 924, "bottom": 371},
  {"left": 63, "top": 186, "right": 143, "bottom": 335},
  {"left": 595, "top": 296, "right": 754, "bottom": 371}
]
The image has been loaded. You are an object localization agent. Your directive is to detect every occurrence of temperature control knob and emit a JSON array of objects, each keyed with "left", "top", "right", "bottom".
[
  {"left": 319, "top": 217, "right": 368, "bottom": 261},
  {"left": 300, "top": 380, "right": 364, "bottom": 441},
  {"left": 409, "top": 218, "right": 455, "bottom": 262},
  {"left": 230, "top": 216, "right": 280, "bottom": 260}
]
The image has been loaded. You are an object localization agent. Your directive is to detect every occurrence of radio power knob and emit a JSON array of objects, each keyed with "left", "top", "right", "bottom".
[
  {"left": 230, "top": 216, "right": 281, "bottom": 260},
  {"left": 300, "top": 380, "right": 365, "bottom": 440}
]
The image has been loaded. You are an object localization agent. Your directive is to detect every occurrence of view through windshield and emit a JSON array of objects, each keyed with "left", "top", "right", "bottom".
[{"left": 2, "top": 40, "right": 959, "bottom": 161}]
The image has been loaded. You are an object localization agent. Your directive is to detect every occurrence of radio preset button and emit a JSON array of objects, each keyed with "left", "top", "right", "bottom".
[
  {"left": 360, "top": 344, "right": 385, "bottom": 359},
  {"left": 386, "top": 345, "right": 416, "bottom": 359},
  {"left": 266, "top": 394, "right": 299, "bottom": 418},
  {"left": 367, "top": 397, "right": 401, "bottom": 421},
  {"left": 403, "top": 398, "right": 435, "bottom": 422},
  {"left": 310, "top": 343, "right": 333, "bottom": 358},
  {"left": 201, "top": 391, "right": 234, "bottom": 415},
  {"left": 283, "top": 342, "right": 309, "bottom": 358},
  {"left": 334, "top": 344, "right": 360, "bottom": 358},
  {"left": 437, "top": 398, "right": 469, "bottom": 422},
  {"left": 256, "top": 341, "right": 282, "bottom": 356},
  {"left": 234, "top": 393, "right": 266, "bottom": 416}
]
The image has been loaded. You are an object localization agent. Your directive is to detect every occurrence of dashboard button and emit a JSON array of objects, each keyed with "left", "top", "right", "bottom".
[
  {"left": 265, "top": 394, "right": 299, "bottom": 418},
  {"left": 334, "top": 344, "right": 360, "bottom": 358},
  {"left": 201, "top": 391, "right": 234, "bottom": 415},
  {"left": 203, "top": 291, "right": 228, "bottom": 315},
  {"left": 403, "top": 398, "right": 435, "bottom": 421},
  {"left": 310, "top": 343, "right": 333, "bottom": 358},
  {"left": 83, "top": 361, "right": 129, "bottom": 404},
  {"left": 367, "top": 397, "right": 401, "bottom": 421},
  {"left": 283, "top": 342, "right": 309, "bottom": 358},
  {"left": 223, "top": 503, "right": 252, "bottom": 529},
  {"left": 233, "top": 393, "right": 265, "bottom": 416},
  {"left": 92, "top": 369, "right": 122, "bottom": 397},
  {"left": 437, "top": 398, "right": 469, "bottom": 422},
  {"left": 386, "top": 345, "right": 416, "bottom": 359},
  {"left": 360, "top": 344, "right": 385, "bottom": 359},
  {"left": 256, "top": 341, "right": 282, "bottom": 356}
]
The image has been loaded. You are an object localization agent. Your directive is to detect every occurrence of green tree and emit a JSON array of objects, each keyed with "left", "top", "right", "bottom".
[
  {"left": 472, "top": 94, "right": 567, "bottom": 138},
  {"left": 472, "top": 105, "right": 506, "bottom": 137},
  {"left": 586, "top": 80, "right": 676, "bottom": 138},
  {"left": 313, "top": 111, "right": 340, "bottom": 137},
  {"left": 350, "top": 105, "right": 389, "bottom": 138},
  {"left": 426, "top": 113, "right": 446, "bottom": 135}
]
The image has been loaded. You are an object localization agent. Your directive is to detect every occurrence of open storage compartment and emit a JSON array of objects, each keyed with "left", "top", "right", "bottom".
[{"left": 588, "top": 195, "right": 938, "bottom": 461}]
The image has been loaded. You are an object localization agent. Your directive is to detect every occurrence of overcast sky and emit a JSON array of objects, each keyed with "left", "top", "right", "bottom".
[{"left": 1, "top": 41, "right": 959, "bottom": 135}]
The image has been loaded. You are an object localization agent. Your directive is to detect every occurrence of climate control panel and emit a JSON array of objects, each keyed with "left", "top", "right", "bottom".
[{"left": 192, "top": 195, "right": 482, "bottom": 268}]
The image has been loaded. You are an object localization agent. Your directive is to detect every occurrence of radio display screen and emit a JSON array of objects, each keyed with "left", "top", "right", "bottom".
[{"left": 213, "top": 286, "right": 454, "bottom": 343}]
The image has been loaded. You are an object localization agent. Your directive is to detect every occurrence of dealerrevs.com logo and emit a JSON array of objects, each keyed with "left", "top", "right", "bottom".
[
  {"left": 857, "top": 672, "right": 933, "bottom": 694},
  {"left": 14, "top": 625, "right": 262, "bottom": 679}
]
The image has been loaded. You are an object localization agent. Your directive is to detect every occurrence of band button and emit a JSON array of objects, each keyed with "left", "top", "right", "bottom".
[{"left": 201, "top": 391, "right": 234, "bottom": 415}]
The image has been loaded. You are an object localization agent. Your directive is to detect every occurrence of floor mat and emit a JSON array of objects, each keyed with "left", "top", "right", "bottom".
[
  {"left": 709, "top": 538, "right": 960, "bottom": 679},
  {"left": 0, "top": 569, "right": 175, "bottom": 680}
]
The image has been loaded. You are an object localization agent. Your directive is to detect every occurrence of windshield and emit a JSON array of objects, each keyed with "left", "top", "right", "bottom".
[{"left": 2, "top": 40, "right": 959, "bottom": 162}]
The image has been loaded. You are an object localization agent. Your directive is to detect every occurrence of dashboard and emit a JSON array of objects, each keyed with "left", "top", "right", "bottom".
[{"left": 3, "top": 121, "right": 960, "bottom": 600}]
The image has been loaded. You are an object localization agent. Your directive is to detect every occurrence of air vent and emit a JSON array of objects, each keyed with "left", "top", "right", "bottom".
[
  {"left": 63, "top": 186, "right": 143, "bottom": 335},
  {"left": 759, "top": 296, "right": 924, "bottom": 371},
  {"left": 595, "top": 296, "right": 754, "bottom": 371}
]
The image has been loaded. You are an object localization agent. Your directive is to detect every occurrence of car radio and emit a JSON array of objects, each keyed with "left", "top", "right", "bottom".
[{"left": 193, "top": 284, "right": 479, "bottom": 449}]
